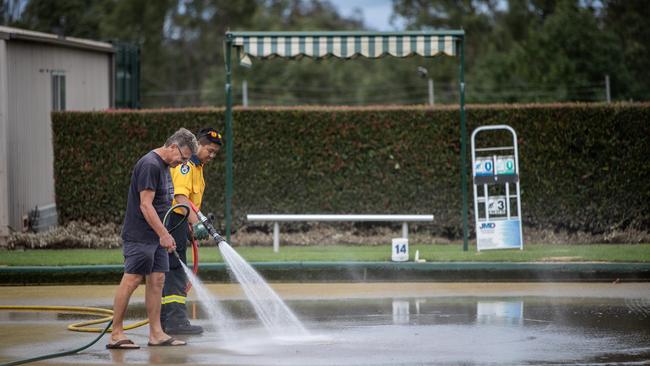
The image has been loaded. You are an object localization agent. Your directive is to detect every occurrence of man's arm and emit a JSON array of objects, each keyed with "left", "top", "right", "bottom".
[
  {"left": 140, "top": 189, "right": 176, "bottom": 251},
  {"left": 173, "top": 194, "right": 199, "bottom": 224}
]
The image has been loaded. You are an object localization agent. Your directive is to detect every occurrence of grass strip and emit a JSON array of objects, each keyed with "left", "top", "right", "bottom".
[{"left": 1, "top": 244, "right": 649, "bottom": 266}]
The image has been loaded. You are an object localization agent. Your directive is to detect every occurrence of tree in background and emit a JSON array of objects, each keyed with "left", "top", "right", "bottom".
[
  {"left": 8, "top": 0, "right": 102, "bottom": 38},
  {"left": 601, "top": 0, "right": 650, "bottom": 101},
  {"left": 98, "top": 0, "right": 176, "bottom": 105},
  {"left": 2, "top": 0, "right": 648, "bottom": 105},
  {"left": 393, "top": 0, "right": 650, "bottom": 102},
  {"left": 0, "top": 0, "right": 23, "bottom": 24}
]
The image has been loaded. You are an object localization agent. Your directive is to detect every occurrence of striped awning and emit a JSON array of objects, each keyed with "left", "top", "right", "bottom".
[{"left": 227, "top": 31, "right": 463, "bottom": 67}]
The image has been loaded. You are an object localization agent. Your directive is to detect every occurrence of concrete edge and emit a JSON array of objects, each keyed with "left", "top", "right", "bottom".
[{"left": 1, "top": 262, "right": 650, "bottom": 285}]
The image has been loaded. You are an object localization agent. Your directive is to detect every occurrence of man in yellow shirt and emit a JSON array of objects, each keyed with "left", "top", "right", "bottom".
[{"left": 161, "top": 127, "right": 222, "bottom": 335}]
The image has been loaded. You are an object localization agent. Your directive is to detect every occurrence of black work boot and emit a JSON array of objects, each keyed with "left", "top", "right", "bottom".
[
  {"left": 165, "top": 320, "right": 204, "bottom": 335},
  {"left": 161, "top": 302, "right": 203, "bottom": 334}
]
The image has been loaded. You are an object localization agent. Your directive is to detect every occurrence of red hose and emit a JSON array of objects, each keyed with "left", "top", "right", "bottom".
[
  {"left": 185, "top": 202, "right": 203, "bottom": 293},
  {"left": 191, "top": 237, "right": 199, "bottom": 274}
]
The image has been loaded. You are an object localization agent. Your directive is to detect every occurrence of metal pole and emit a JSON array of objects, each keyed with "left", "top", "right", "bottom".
[
  {"left": 605, "top": 74, "right": 611, "bottom": 103},
  {"left": 121, "top": 44, "right": 127, "bottom": 107},
  {"left": 242, "top": 79, "right": 248, "bottom": 107},
  {"left": 459, "top": 37, "right": 469, "bottom": 251},
  {"left": 273, "top": 222, "right": 279, "bottom": 252},
  {"left": 136, "top": 46, "right": 141, "bottom": 108},
  {"left": 224, "top": 37, "right": 234, "bottom": 242},
  {"left": 428, "top": 78, "right": 434, "bottom": 106}
]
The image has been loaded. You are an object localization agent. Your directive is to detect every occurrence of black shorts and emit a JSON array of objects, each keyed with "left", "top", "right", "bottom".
[{"left": 123, "top": 241, "right": 169, "bottom": 275}]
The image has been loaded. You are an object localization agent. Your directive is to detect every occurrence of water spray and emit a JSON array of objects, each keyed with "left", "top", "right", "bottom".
[{"left": 183, "top": 201, "right": 309, "bottom": 337}]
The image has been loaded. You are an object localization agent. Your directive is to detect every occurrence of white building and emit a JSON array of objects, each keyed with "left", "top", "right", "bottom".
[{"left": 0, "top": 26, "right": 116, "bottom": 245}]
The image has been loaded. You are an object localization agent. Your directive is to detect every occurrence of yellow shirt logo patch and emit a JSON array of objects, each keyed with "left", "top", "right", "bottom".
[{"left": 180, "top": 164, "right": 190, "bottom": 175}]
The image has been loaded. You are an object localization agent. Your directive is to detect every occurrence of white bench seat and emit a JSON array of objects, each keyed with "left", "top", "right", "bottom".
[{"left": 247, "top": 214, "right": 434, "bottom": 252}]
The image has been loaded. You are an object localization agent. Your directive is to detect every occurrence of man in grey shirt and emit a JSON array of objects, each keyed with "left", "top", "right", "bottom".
[{"left": 107, "top": 128, "right": 198, "bottom": 349}]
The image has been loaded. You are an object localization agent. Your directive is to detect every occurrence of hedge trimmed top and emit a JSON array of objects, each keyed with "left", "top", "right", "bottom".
[{"left": 52, "top": 103, "right": 650, "bottom": 237}]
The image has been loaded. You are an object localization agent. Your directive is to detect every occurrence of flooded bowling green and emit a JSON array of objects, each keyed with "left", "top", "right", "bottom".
[{"left": 1, "top": 283, "right": 650, "bottom": 365}]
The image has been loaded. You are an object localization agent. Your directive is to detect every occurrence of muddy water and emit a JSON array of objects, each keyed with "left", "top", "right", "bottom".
[{"left": 1, "top": 283, "right": 649, "bottom": 365}]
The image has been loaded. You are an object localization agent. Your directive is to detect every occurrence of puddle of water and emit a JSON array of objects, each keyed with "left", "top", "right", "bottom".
[{"left": 1, "top": 287, "right": 650, "bottom": 365}]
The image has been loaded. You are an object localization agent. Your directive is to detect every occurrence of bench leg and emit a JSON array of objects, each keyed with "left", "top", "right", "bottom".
[
  {"left": 402, "top": 222, "right": 408, "bottom": 239},
  {"left": 273, "top": 222, "right": 280, "bottom": 252}
]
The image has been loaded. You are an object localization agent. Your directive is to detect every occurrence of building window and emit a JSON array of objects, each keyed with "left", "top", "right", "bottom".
[{"left": 52, "top": 72, "right": 66, "bottom": 111}]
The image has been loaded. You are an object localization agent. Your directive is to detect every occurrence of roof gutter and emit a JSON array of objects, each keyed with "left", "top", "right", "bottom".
[{"left": 0, "top": 29, "right": 115, "bottom": 53}]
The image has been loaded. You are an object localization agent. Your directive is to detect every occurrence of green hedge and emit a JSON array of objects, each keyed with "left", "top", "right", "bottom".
[{"left": 52, "top": 104, "right": 650, "bottom": 238}]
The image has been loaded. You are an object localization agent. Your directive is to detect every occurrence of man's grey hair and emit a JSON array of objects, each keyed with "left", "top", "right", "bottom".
[{"left": 165, "top": 128, "right": 198, "bottom": 155}]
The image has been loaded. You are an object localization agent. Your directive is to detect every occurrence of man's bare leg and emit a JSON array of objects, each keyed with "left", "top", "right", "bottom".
[
  {"left": 146, "top": 272, "right": 170, "bottom": 343},
  {"left": 110, "top": 273, "right": 143, "bottom": 343}
]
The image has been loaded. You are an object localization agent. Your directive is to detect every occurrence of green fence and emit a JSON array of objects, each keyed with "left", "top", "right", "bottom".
[{"left": 112, "top": 41, "right": 140, "bottom": 109}]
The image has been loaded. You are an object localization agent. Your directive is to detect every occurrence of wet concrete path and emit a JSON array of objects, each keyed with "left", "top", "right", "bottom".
[{"left": 1, "top": 283, "right": 649, "bottom": 365}]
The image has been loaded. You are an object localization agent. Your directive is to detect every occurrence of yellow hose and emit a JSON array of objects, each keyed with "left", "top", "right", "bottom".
[{"left": 0, "top": 305, "right": 148, "bottom": 333}]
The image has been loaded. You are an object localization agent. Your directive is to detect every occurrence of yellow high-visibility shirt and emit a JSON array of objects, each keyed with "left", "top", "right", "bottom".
[{"left": 170, "top": 156, "right": 205, "bottom": 214}]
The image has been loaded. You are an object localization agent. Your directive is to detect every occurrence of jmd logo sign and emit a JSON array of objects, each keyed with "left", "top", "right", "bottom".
[{"left": 480, "top": 223, "right": 496, "bottom": 229}]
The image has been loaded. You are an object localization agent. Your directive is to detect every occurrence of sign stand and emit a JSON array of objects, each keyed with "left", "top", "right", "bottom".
[{"left": 471, "top": 125, "right": 523, "bottom": 251}]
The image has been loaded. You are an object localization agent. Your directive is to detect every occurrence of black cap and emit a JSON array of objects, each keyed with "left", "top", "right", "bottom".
[{"left": 198, "top": 127, "right": 223, "bottom": 145}]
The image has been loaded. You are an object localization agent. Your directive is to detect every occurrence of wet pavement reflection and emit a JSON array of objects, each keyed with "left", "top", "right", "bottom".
[{"left": 1, "top": 283, "right": 649, "bottom": 365}]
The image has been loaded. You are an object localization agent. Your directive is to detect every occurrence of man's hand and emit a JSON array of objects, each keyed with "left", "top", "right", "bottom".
[
  {"left": 160, "top": 233, "right": 176, "bottom": 253},
  {"left": 192, "top": 222, "right": 209, "bottom": 240}
]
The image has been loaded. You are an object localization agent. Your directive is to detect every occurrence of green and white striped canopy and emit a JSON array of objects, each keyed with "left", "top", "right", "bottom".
[{"left": 227, "top": 31, "right": 463, "bottom": 67}]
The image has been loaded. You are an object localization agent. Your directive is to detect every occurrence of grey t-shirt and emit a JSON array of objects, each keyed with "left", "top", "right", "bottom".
[{"left": 121, "top": 151, "right": 174, "bottom": 244}]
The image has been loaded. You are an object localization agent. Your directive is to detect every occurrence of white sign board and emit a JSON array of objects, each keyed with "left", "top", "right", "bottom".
[
  {"left": 476, "top": 220, "right": 522, "bottom": 250},
  {"left": 471, "top": 125, "right": 523, "bottom": 251},
  {"left": 496, "top": 155, "right": 516, "bottom": 175},
  {"left": 487, "top": 196, "right": 507, "bottom": 215},
  {"left": 391, "top": 238, "right": 409, "bottom": 262}
]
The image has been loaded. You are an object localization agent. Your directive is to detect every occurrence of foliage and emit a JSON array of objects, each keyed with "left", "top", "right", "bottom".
[
  {"left": 601, "top": 0, "right": 650, "bottom": 100},
  {"left": 2, "top": 0, "right": 648, "bottom": 105},
  {"left": 52, "top": 104, "right": 650, "bottom": 238},
  {"left": 7, "top": 221, "right": 121, "bottom": 250},
  {"left": 393, "top": 0, "right": 650, "bottom": 102}
]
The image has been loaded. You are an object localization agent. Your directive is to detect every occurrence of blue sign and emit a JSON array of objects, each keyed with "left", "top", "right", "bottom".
[{"left": 474, "top": 157, "right": 494, "bottom": 176}]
